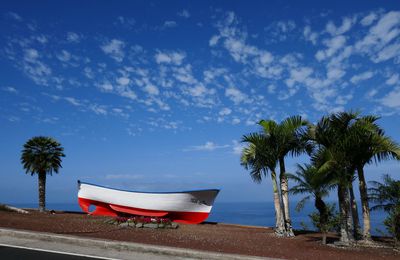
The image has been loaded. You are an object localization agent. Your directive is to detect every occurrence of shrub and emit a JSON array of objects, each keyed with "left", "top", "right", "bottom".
[{"left": 309, "top": 203, "right": 340, "bottom": 233}]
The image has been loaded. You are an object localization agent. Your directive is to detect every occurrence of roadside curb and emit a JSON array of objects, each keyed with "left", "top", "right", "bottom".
[{"left": 0, "top": 228, "right": 274, "bottom": 260}]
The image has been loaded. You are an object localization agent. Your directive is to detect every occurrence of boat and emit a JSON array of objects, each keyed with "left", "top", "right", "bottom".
[{"left": 77, "top": 181, "right": 220, "bottom": 224}]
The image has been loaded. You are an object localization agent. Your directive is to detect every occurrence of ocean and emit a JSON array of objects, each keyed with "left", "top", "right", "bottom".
[{"left": 9, "top": 201, "right": 388, "bottom": 235}]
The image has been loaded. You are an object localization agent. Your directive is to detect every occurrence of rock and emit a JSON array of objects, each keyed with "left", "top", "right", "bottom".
[
  {"left": 128, "top": 222, "right": 135, "bottom": 227},
  {"left": 171, "top": 222, "right": 179, "bottom": 229},
  {"left": 119, "top": 222, "right": 129, "bottom": 228},
  {"left": 0, "top": 204, "right": 29, "bottom": 214},
  {"left": 135, "top": 223, "right": 143, "bottom": 228},
  {"left": 104, "top": 219, "right": 115, "bottom": 224},
  {"left": 158, "top": 223, "right": 165, "bottom": 228},
  {"left": 144, "top": 223, "right": 158, "bottom": 229}
]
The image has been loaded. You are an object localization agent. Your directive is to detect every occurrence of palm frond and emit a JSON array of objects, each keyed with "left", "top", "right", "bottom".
[
  {"left": 21, "top": 136, "right": 65, "bottom": 176},
  {"left": 295, "top": 196, "right": 311, "bottom": 212}
]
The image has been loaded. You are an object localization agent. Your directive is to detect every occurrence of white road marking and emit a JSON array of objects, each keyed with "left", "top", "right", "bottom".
[{"left": 0, "top": 243, "right": 119, "bottom": 260}]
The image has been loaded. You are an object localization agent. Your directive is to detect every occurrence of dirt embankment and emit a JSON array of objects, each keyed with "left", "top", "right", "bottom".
[{"left": 0, "top": 210, "right": 398, "bottom": 260}]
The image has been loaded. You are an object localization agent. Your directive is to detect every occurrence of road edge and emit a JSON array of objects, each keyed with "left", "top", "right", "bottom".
[{"left": 0, "top": 228, "right": 275, "bottom": 260}]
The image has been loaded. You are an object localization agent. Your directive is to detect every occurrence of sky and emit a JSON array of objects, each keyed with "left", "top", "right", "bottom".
[{"left": 1, "top": 0, "right": 400, "bottom": 205}]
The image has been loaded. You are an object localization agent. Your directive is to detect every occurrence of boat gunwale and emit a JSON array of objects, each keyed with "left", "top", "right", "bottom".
[{"left": 78, "top": 180, "right": 220, "bottom": 195}]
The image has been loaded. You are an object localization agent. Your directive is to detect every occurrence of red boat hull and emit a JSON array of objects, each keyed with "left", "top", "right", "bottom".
[{"left": 78, "top": 197, "right": 210, "bottom": 224}]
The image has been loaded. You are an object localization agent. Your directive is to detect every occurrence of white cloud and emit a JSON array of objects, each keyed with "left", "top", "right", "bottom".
[
  {"left": 105, "top": 174, "right": 144, "bottom": 180},
  {"left": 209, "top": 35, "right": 220, "bottom": 46},
  {"left": 360, "top": 13, "right": 378, "bottom": 26},
  {"left": 35, "top": 35, "right": 48, "bottom": 44},
  {"left": 83, "top": 67, "right": 94, "bottom": 79},
  {"left": 56, "top": 50, "right": 71, "bottom": 62},
  {"left": 264, "top": 20, "right": 296, "bottom": 42},
  {"left": 335, "top": 93, "right": 353, "bottom": 105},
  {"left": 267, "top": 84, "right": 276, "bottom": 94},
  {"left": 21, "top": 48, "right": 52, "bottom": 86},
  {"left": 327, "top": 67, "right": 345, "bottom": 80},
  {"left": 147, "top": 118, "right": 181, "bottom": 130},
  {"left": 155, "top": 51, "right": 186, "bottom": 65},
  {"left": 232, "top": 118, "right": 241, "bottom": 125},
  {"left": 276, "top": 20, "right": 296, "bottom": 33},
  {"left": 386, "top": 74, "right": 399, "bottom": 85},
  {"left": 117, "top": 77, "right": 130, "bottom": 86},
  {"left": 380, "top": 87, "right": 400, "bottom": 108},
  {"left": 162, "top": 21, "right": 177, "bottom": 28},
  {"left": 374, "top": 42, "right": 400, "bottom": 62},
  {"left": 115, "top": 16, "right": 136, "bottom": 29},
  {"left": 355, "top": 11, "right": 400, "bottom": 62},
  {"left": 303, "top": 25, "right": 318, "bottom": 45},
  {"left": 98, "top": 82, "right": 113, "bottom": 92},
  {"left": 326, "top": 17, "right": 354, "bottom": 36},
  {"left": 65, "top": 97, "right": 81, "bottom": 106},
  {"left": 184, "top": 141, "right": 229, "bottom": 152},
  {"left": 285, "top": 67, "right": 313, "bottom": 87},
  {"left": 2, "top": 86, "right": 18, "bottom": 93},
  {"left": 225, "top": 87, "right": 248, "bottom": 104},
  {"left": 315, "top": 35, "right": 346, "bottom": 61},
  {"left": 350, "top": 71, "right": 374, "bottom": 84},
  {"left": 143, "top": 84, "right": 159, "bottom": 95},
  {"left": 117, "top": 86, "right": 137, "bottom": 100},
  {"left": 8, "top": 116, "right": 20, "bottom": 122},
  {"left": 259, "top": 51, "right": 273, "bottom": 65},
  {"left": 232, "top": 140, "right": 245, "bottom": 155},
  {"left": 66, "top": 32, "right": 80, "bottom": 43},
  {"left": 6, "top": 12, "right": 22, "bottom": 21},
  {"left": 101, "top": 39, "right": 125, "bottom": 62},
  {"left": 90, "top": 105, "right": 107, "bottom": 115},
  {"left": 366, "top": 89, "right": 378, "bottom": 99},
  {"left": 173, "top": 65, "right": 196, "bottom": 84},
  {"left": 187, "top": 84, "right": 207, "bottom": 97},
  {"left": 24, "top": 48, "right": 39, "bottom": 61},
  {"left": 219, "top": 107, "right": 232, "bottom": 116},
  {"left": 177, "top": 9, "right": 190, "bottom": 18},
  {"left": 224, "top": 38, "right": 258, "bottom": 63}
]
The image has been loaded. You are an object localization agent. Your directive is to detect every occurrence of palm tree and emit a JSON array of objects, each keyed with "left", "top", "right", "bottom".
[
  {"left": 21, "top": 136, "right": 65, "bottom": 212},
  {"left": 349, "top": 116, "right": 400, "bottom": 240},
  {"left": 288, "top": 164, "right": 333, "bottom": 244},
  {"left": 241, "top": 133, "right": 286, "bottom": 235},
  {"left": 309, "top": 112, "right": 361, "bottom": 243},
  {"left": 259, "top": 116, "right": 309, "bottom": 237},
  {"left": 368, "top": 174, "right": 400, "bottom": 243}
]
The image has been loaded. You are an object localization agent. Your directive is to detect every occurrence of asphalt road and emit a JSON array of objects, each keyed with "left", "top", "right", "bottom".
[{"left": 0, "top": 245, "right": 105, "bottom": 260}]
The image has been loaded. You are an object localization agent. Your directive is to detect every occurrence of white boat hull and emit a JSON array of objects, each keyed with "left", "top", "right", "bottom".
[{"left": 77, "top": 181, "right": 219, "bottom": 224}]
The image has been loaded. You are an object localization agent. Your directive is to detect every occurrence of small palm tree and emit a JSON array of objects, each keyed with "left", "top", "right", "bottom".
[
  {"left": 241, "top": 132, "right": 286, "bottom": 235},
  {"left": 309, "top": 112, "right": 360, "bottom": 243},
  {"left": 349, "top": 116, "right": 400, "bottom": 240},
  {"left": 368, "top": 174, "right": 400, "bottom": 243},
  {"left": 21, "top": 136, "right": 65, "bottom": 212},
  {"left": 288, "top": 164, "right": 333, "bottom": 244},
  {"left": 259, "top": 116, "right": 309, "bottom": 236}
]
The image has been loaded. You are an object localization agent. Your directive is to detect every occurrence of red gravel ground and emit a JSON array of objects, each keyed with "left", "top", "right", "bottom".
[{"left": 0, "top": 210, "right": 398, "bottom": 259}]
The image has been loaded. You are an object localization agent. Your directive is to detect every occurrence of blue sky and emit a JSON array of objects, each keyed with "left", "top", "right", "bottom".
[{"left": 1, "top": 0, "right": 400, "bottom": 205}]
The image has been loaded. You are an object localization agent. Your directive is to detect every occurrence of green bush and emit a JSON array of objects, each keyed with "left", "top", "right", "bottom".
[
  {"left": 383, "top": 204, "right": 400, "bottom": 242},
  {"left": 309, "top": 203, "right": 340, "bottom": 233}
]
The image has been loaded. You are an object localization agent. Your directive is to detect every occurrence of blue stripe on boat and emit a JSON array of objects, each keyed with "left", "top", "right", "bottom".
[{"left": 78, "top": 180, "right": 220, "bottom": 194}]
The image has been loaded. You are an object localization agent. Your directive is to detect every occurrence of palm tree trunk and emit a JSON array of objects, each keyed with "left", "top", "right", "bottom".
[
  {"left": 38, "top": 171, "right": 46, "bottom": 212},
  {"left": 338, "top": 183, "right": 354, "bottom": 244},
  {"left": 357, "top": 166, "right": 372, "bottom": 241},
  {"left": 394, "top": 207, "right": 400, "bottom": 246},
  {"left": 349, "top": 182, "right": 361, "bottom": 240},
  {"left": 271, "top": 170, "right": 285, "bottom": 236},
  {"left": 315, "top": 196, "right": 328, "bottom": 245},
  {"left": 279, "top": 158, "right": 294, "bottom": 237}
]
